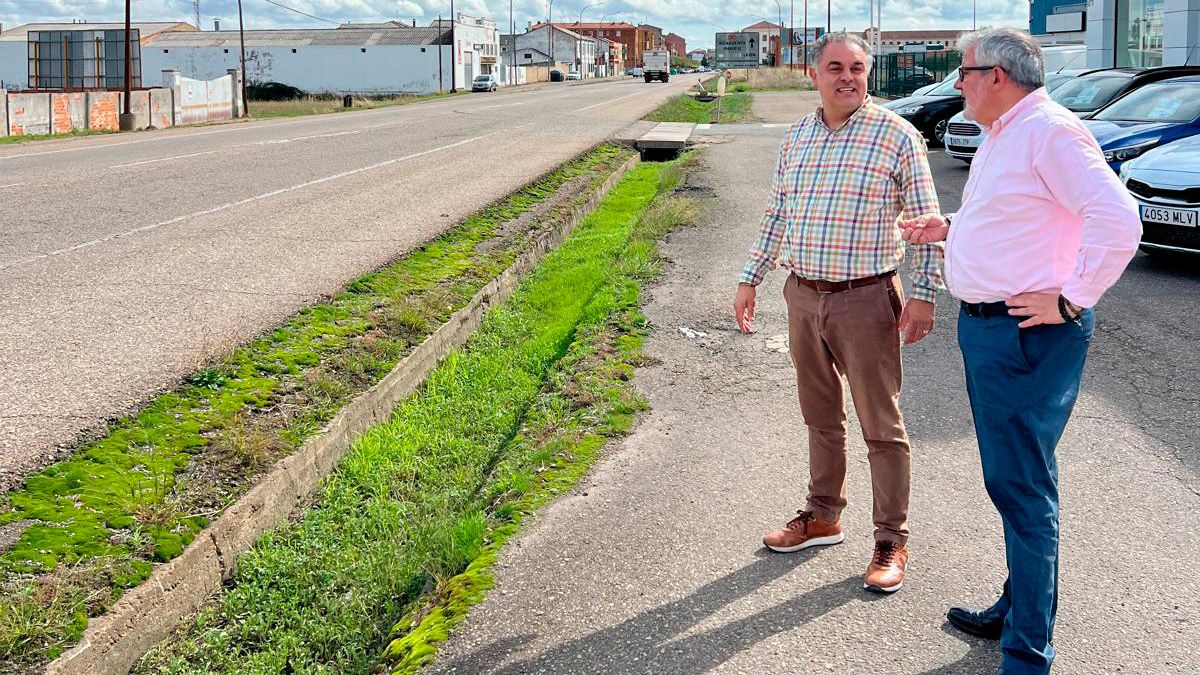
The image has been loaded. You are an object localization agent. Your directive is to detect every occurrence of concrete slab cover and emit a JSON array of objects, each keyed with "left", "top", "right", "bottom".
[
  {"left": 87, "top": 92, "right": 120, "bottom": 131},
  {"left": 8, "top": 93, "right": 51, "bottom": 136},
  {"left": 51, "top": 93, "right": 87, "bottom": 134},
  {"left": 637, "top": 121, "right": 695, "bottom": 149}
]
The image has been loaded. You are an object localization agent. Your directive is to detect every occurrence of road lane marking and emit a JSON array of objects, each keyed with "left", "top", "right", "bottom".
[
  {"left": 1, "top": 135, "right": 488, "bottom": 273},
  {"left": 568, "top": 89, "right": 648, "bottom": 111},
  {"left": 110, "top": 150, "right": 222, "bottom": 169},
  {"left": 0, "top": 183, "right": 21, "bottom": 189}
]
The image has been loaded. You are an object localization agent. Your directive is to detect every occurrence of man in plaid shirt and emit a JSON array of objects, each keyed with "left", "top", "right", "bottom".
[{"left": 733, "top": 32, "right": 944, "bottom": 594}]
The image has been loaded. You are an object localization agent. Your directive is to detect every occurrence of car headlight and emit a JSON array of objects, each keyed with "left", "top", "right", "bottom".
[
  {"left": 1103, "top": 140, "right": 1158, "bottom": 164},
  {"left": 893, "top": 104, "right": 924, "bottom": 116},
  {"left": 1119, "top": 162, "right": 1130, "bottom": 182}
]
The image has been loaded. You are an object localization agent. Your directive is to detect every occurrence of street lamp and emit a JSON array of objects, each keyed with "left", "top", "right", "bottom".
[
  {"left": 119, "top": 0, "right": 134, "bottom": 130},
  {"left": 450, "top": 0, "right": 457, "bottom": 92},
  {"left": 769, "top": 0, "right": 783, "bottom": 68},
  {"left": 575, "top": 2, "right": 604, "bottom": 76},
  {"left": 547, "top": 0, "right": 554, "bottom": 81}
]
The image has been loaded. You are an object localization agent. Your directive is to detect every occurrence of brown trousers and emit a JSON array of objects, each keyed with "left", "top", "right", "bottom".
[{"left": 783, "top": 272, "right": 911, "bottom": 545}]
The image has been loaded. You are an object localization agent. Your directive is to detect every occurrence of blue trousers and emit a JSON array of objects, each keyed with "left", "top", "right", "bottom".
[{"left": 957, "top": 307, "right": 1094, "bottom": 675}]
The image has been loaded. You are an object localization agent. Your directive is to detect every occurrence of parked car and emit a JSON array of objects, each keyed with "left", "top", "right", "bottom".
[
  {"left": 1121, "top": 134, "right": 1200, "bottom": 255},
  {"left": 549, "top": 69, "right": 565, "bottom": 82},
  {"left": 471, "top": 74, "right": 498, "bottom": 92},
  {"left": 911, "top": 70, "right": 957, "bottom": 97},
  {"left": 628, "top": 67, "right": 644, "bottom": 77},
  {"left": 944, "top": 69, "right": 1090, "bottom": 163},
  {"left": 881, "top": 75, "right": 962, "bottom": 146},
  {"left": 1042, "top": 44, "right": 1087, "bottom": 72},
  {"left": 1086, "top": 75, "right": 1200, "bottom": 173},
  {"left": 1052, "top": 66, "right": 1200, "bottom": 118},
  {"left": 566, "top": 71, "right": 581, "bottom": 81}
]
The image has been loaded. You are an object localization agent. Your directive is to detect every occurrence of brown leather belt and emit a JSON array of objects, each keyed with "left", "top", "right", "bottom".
[{"left": 793, "top": 270, "right": 895, "bottom": 294}]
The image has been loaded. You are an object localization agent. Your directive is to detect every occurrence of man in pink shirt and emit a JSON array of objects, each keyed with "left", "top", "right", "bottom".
[{"left": 899, "top": 28, "right": 1140, "bottom": 675}]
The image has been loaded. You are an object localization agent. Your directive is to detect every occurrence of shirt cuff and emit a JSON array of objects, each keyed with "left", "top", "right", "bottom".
[
  {"left": 909, "top": 283, "right": 937, "bottom": 304},
  {"left": 1060, "top": 279, "right": 1098, "bottom": 309}
]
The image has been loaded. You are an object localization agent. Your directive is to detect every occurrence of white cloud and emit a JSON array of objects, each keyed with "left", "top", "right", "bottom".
[{"left": 0, "top": 0, "right": 1028, "bottom": 49}]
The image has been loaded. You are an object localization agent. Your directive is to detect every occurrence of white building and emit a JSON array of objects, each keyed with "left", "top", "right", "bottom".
[
  {"left": 432, "top": 13, "right": 501, "bottom": 83},
  {"left": 514, "top": 25, "right": 597, "bottom": 76}
]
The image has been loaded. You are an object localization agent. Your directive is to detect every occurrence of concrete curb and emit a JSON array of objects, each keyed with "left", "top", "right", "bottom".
[{"left": 45, "top": 152, "right": 642, "bottom": 675}]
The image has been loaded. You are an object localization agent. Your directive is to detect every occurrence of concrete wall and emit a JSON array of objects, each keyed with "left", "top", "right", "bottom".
[
  {"left": 50, "top": 92, "right": 86, "bottom": 134},
  {"left": 149, "top": 88, "right": 174, "bottom": 128},
  {"left": 143, "top": 45, "right": 455, "bottom": 94},
  {"left": 0, "top": 89, "right": 7, "bottom": 137},
  {"left": 119, "top": 90, "right": 152, "bottom": 131},
  {"left": 8, "top": 92, "right": 50, "bottom": 135},
  {"left": 87, "top": 92, "right": 120, "bottom": 131}
]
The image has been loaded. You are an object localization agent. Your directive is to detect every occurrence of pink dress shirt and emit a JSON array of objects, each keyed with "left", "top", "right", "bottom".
[{"left": 946, "top": 88, "right": 1142, "bottom": 307}]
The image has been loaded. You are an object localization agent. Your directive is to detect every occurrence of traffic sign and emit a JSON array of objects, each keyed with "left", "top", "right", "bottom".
[{"left": 714, "top": 32, "right": 760, "bottom": 68}]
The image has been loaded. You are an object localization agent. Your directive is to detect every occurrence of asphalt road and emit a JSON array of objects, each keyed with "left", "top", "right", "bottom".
[
  {"left": 429, "top": 123, "right": 1199, "bottom": 673},
  {"left": 0, "top": 77, "right": 693, "bottom": 490}
]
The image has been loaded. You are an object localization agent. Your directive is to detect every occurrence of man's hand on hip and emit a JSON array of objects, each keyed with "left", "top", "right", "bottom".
[
  {"left": 734, "top": 283, "right": 757, "bottom": 334},
  {"left": 898, "top": 298, "right": 935, "bottom": 344},
  {"left": 1006, "top": 291, "right": 1066, "bottom": 328},
  {"left": 897, "top": 214, "right": 949, "bottom": 244}
]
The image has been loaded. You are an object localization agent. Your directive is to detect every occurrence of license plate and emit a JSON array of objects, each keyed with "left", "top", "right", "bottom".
[
  {"left": 947, "top": 135, "right": 981, "bottom": 148},
  {"left": 1141, "top": 204, "right": 1198, "bottom": 227}
]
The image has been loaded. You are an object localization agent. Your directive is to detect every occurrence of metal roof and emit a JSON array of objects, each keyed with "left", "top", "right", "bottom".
[
  {"left": 146, "top": 27, "right": 449, "bottom": 48},
  {"left": 0, "top": 21, "right": 196, "bottom": 42}
]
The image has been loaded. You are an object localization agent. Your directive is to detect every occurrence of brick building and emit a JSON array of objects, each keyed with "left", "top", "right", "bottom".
[
  {"left": 664, "top": 32, "right": 686, "bottom": 57},
  {"left": 536, "top": 21, "right": 664, "bottom": 70}
]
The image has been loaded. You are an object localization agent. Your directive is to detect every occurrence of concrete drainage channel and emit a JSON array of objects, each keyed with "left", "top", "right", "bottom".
[{"left": 42, "top": 152, "right": 641, "bottom": 675}]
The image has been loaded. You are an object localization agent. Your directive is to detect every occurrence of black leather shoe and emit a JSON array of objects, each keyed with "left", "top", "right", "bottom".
[{"left": 947, "top": 606, "right": 1004, "bottom": 640}]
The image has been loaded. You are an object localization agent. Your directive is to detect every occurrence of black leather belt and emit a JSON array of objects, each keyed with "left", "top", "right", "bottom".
[
  {"left": 960, "top": 301, "right": 1010, "bottom": 318},
  {"left": 793, "top": 270, "right": 895, "bottom": 294}
]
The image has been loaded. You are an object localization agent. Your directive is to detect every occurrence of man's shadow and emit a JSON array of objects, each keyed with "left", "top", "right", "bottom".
[
  {"left": 918, "top": 623, "right": 1001, "bottom": 674},
  {"left": 434, "top": 549, "right": 870, "bottom": 674}
]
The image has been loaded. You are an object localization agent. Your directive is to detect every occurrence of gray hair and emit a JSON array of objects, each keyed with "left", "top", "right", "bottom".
[
  {"left": 809, "top": 32, "right": 874, "bottom": 70},
  {"left": 957, "top": 28, "right": 1044, "bottom": 91}
]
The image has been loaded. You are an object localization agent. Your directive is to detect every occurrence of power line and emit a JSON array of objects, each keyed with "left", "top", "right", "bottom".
[{"left": 257, "top": 0, "right": 340, "bottom": 26}]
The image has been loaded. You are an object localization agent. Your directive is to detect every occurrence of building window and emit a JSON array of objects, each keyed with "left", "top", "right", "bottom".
[
  {"left": 421, "top": 47, "right": 427, "bottom": 52},
  {"left": 1118, "top": 0, "right": 1164, "bottom": 67},
  {"left": 163, "top": 49, "right": 169, "bottom": 53},
  {"left": 291, "top": 48, "right": 297, "bottom": 53},
  {"left": 361, "top": 47, "right": 367, "bottom": 53},
  {"left": 615, "top": 31, "right": 621, "bottom": 37},
  {"left": 223, "top": 48, "right": 228, "bottom": 53}
]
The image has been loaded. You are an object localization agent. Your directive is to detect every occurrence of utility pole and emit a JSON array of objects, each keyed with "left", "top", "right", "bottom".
[
  {"left": 193, "top": 0, "right": 201, "bottom": 30},
  {"left": 238, "top": 0, "right": 248, "bottom": 115},
  {"left": 509, "top": 0, "right": 514, "bottom": 85},
  {"left": 547, "top": 0, "right": 555, "bottom": 81},
  {"left": 450, "top": 0, "right": 457, "bottom": 92},
  {"left": 789, "top": 0, "right": 794, "bottom": 70},
  {"left": 803, "top": 0, "right": 808, "bottom": 71},
  {"left": 438, "top": 13, "right": 444, "bottom": 92},
  {"left": 119, "top": 0, "right": 134, "bottom": 130},
  {"left": 826, "top": 0, "right": 830, "bottom": 37}
]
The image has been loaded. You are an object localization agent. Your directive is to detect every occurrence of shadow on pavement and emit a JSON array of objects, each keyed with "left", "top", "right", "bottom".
[
  {"left": 436, "top": 551, "right": 863, "bottom": 674},
  {"left": 918, "top": 623, "right": 1001, "bottom": 674}
]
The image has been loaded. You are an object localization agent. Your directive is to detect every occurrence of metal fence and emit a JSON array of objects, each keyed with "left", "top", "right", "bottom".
[{"left": 870, "top": 50, "right": 961, "bottom": 99}]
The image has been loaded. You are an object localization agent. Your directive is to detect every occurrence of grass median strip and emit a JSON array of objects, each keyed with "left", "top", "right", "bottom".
[
  {"left": 643, "top": 92, "right": 754, "bottom": 124},
  {"left": 0, "top": 144, "right": 631, "bottom": 673},
  {"left": 134, "top": 155, "right": 701, "bottom": 674}
]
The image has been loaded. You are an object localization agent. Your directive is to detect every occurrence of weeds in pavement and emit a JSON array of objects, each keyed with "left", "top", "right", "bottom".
[
  {"left": 133, "top": 153, "right": 702, "bottom": 675},
  {"left": 0, "top": 144, "right": 632, "bottom": 673}
]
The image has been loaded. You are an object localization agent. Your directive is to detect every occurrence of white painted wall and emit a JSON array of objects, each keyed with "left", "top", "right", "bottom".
[
  {"left": 143, "top": 44, "right": 456, "bottom": 94},
  {"left": 0, "top": 42, "right": 26, "bottom": 90}
]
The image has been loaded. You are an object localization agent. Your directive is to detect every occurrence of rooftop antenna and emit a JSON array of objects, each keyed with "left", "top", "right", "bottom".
[{"left": 193, "top": 0, "right": 201, "bottom": 29}]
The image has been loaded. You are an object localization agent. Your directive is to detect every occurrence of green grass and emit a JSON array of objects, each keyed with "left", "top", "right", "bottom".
[
  {"left": 643, "top": 92, "right": 754, "bottom": 124},
  {"left": 248, "top": 92, "right": 464, "bottom": 119},
  {"left": 132, "top": 155, "right": 701, "bottom": 675},
  {"left": 0, "top": 144, "right": 632, "bottom": 673},
  {"left": 0, "top": 129, "right": 116, "bottom": 145}
]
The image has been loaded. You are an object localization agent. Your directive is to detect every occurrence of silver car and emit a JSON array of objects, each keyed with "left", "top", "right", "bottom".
[{"left": 1121, "top": 134, "right": 1200, "bottom": 255}]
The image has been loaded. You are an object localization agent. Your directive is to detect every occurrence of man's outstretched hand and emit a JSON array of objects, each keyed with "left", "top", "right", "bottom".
[
  {"left": 898, "top": 213, "right": 950, "bottom": 244},
  {"left": 734, "top": 284, "right": 757, "bottom": 333}
]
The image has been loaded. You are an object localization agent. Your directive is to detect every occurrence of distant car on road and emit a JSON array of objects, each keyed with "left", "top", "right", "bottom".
[
  {"left": 881, "top": 75, "right": 962, "bottom": 146},
  {"left": 1122, "top": 134, "right": 1200, "bottom": 256},
  {"left": 471, "top": 74, "right": 498, "bottom": 92},
  {"left": 1085, "top": 75, "right": 1200, "bottom": 173},
  {"left": 566, "top": 71, "right": 581, "bottom": 81}
]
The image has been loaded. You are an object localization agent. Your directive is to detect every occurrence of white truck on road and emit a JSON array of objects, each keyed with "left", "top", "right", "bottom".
[{"left": 642, "top": 49, "right": 670, "bottom": 83}]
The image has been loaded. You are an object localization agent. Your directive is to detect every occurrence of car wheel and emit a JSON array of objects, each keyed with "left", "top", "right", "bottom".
[{"left": 931, "top": 118, "right": 949, "bottom": 147}]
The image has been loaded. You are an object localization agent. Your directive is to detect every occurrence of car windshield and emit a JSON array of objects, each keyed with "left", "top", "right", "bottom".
[
  {"left": 1093, "top": 82, "right": 1200, "bottom": 122},
  {"left": 474, "top": 76, "right": 490, "bottom": 81},
  {"left": 1044, "top": 72, "right": 1076, "bottom": 92},
  {"left": 1050, "top": 76, "right": 1130, "bottom": 112}
]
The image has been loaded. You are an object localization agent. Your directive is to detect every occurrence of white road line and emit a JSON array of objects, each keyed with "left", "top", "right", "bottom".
[
  {"left": 110, "top": 150, "right": 221, "bottom": 169},
  {"left": 696, "top": 124, "right": 712, "bottom": 130},
  {"left": 0, "top": 183, "right": 21, "bottom": 189},
  {"left": 572, "top": 90, "right": 649, "bottom": 113},
  {"left": 1, "top": 135, "right": 488, "bottom": 273}
]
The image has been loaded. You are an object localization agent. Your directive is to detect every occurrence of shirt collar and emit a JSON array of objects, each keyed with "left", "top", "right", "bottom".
[
  {"left": 988, "top": 87, "right": 1049, "bottom": 135},
  {"left": 816, "top": 96, "right": 874, "bottom": 133}
]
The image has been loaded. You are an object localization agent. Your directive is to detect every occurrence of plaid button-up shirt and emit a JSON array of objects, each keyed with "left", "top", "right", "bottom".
[{"left": 740, "top": 100, "right": 944, "bottom": 303}]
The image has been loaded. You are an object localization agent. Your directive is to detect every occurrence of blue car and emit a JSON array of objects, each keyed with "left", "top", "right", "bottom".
[{"left": 1084, "top": 75, "right": 1200, "bottom": 173}]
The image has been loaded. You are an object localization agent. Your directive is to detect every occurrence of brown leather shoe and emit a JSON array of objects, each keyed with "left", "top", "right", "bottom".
[
  {"left": 762, "top": 511, "right": 844, "bottom": 553},
  {"left": 863, "top": 541, "right": 908, "bottom": 593}
]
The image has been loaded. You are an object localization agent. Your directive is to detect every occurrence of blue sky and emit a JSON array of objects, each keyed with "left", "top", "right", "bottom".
[{"left": 0, "top": 0, "right": 1028, "bottom": 50}]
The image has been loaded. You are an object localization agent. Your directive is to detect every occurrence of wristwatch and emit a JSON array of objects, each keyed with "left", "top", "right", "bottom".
[{"left": 1057, "top": 295, "right": 1084, "bottom": 322}]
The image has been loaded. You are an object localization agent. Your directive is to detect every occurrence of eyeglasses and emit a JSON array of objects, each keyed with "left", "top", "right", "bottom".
[{"left": 957, "top": 65, "right": 1002, "bottom": 81}]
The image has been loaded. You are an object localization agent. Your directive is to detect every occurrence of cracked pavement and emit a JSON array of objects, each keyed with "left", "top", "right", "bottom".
[
  {"left": 429, "top": 121, "right": 1199, "bottom": 673},
  {"left": 0, "top": 78, "right": 694, "bottom": 491}
]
